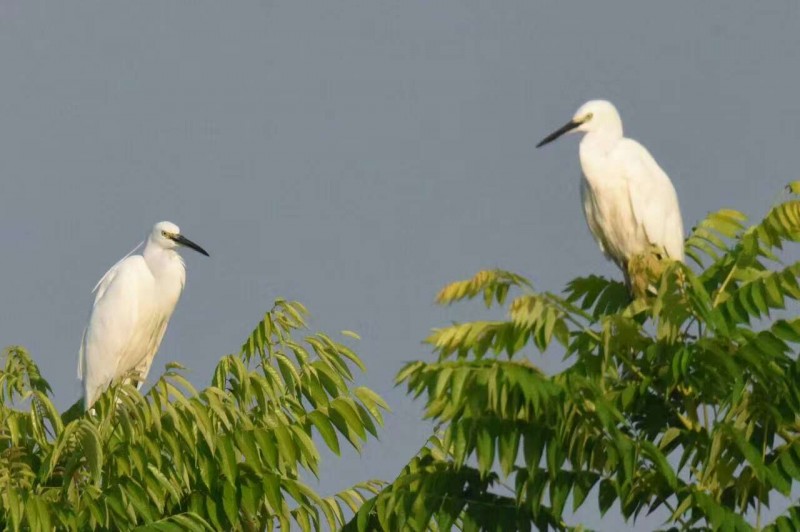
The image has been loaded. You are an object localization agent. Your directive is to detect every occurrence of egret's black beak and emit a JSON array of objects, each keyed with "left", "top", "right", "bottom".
[
  {"left": 172, "top": 234, "right": 210, "bottom": 256},
  {"left": 536, "top": 119, "right": 582, "bottom": 148}
]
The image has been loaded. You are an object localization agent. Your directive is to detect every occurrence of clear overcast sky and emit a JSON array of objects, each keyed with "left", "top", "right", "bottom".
[{"left": 1, "top": 2, "right": 798, "bottom": 529}]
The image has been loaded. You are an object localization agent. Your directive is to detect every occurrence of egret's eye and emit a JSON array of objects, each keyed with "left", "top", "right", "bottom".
[
  {"left": 161, "top": 231, "right": 168, "bottom": 237},
  {"left": 584, "top": 112, "right": 594, "bottom": 121}
]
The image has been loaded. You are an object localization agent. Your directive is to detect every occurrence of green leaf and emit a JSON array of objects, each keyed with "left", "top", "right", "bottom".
[
  {"left": 309, "top": 410, "right": 341, "bottom": 455},
  {"left": 598, "top": 478, "right": 617, "bottom": 516},
  {"left": 217, "top": 435, "right": 239, "bottom": 482},
  {"left": 476, "top": 428, "right": 495, "bottom": 476},
  {"left": 641, "top": 440, "right": 677, "bottom": 489},
  {"left": 222, "top": 482, "right": 238, "bottom": 525},
  {"left": 572, "top": 473, "right": 598, "bottom": 512}
]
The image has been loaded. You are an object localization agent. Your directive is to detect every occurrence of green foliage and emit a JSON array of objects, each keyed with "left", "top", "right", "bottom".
[
  {"left": 347, "top": 183, "right": 800, "bottom": 530},
  {"left": 0, "top": 299, "right": 387, "bottom": 531}
]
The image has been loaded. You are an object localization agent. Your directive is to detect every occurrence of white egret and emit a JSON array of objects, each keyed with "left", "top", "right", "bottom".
[
  {"left": 78, "top": 221, "right": 209, "bottom": 410},
  {"left": 536, "top": 100, "right": 684, "bottom": 288}
]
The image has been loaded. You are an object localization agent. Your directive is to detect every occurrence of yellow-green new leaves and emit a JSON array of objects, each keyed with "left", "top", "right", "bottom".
[
  {"left": 0, "top": 301, "right": 387, "bottom": 531},
  {"left": 755, "top": 198, "right": 800, "bottom": 250},
  {"left": 509, "top": 294, "right": 570, "bottom": 350},
  {"left": 429, "top": 277, "right": 571, "bottom": 361},
  {"left": 436, "top": 269, "right": 532, "bottom": 308},
  {"left": 685, "top": 208, "right": 747, "bottom": 267}
]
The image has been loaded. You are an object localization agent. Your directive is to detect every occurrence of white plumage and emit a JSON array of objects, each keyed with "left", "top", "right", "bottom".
[
  {"left": 537, "top": 100, "right": 684, "bottom": 285},
  {"left": 78, "top": 221, "right": 208, "bottom": 410}
]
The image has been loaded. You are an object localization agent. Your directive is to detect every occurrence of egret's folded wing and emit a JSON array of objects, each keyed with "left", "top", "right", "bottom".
[
  {"left": 621, "top": 139, "right": 685, "bottom": 261},
  {"left": 79, "top": 245, "right": 140, "bottom": 379},
  {"left": 77, "top": 327, "right": 86, "bottom": 379},
  {"left": 92, "top": 241, "right": 144, "bottom": 297},
  {"left": 580, "top": 177, "right": 610, "bottom": 257},
  {"left": 80, "top": 256, "right": 149, "bottom": 404}
]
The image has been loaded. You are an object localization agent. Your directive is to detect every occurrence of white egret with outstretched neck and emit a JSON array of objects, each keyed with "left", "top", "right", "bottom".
[
  {"left": 78, "top": 221, "right": 209, "bottom": 410},
  {"left": 536, "top": 100, "right": 684, "bottom": 287}
]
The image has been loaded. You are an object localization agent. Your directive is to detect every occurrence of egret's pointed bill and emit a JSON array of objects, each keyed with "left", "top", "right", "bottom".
[
  {"left": 171, "top": 234, "right": 210, "bottom": 256},
  {"left": 536, "top": 119, "right": 582, "bottom": 148}
]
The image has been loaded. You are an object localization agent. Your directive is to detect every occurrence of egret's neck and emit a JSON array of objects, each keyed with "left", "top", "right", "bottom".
[
  {"left": 143, "top": 240, "right": 186, "bottom": 287},
  {"left": 578, "top": 123, "right": 624, "bottom": 187},
  {"left": 580, "top": 123, "right": 623, "bottom": 155}
]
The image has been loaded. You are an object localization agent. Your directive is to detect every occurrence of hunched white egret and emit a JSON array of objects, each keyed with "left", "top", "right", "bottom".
[
  {"left": 536, "top": 100, "right": 685, "bottom": 288},
  {"left": 78, "top": 221, "right": 209, "bottom": 410}
]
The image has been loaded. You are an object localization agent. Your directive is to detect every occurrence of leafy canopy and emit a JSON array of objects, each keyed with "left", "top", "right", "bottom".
[
  {"left": 347, "top": 183, "right": 800, "bottom": 531},
  {"left": 0, "top": 299, "right": 387, "bottom": 531}
]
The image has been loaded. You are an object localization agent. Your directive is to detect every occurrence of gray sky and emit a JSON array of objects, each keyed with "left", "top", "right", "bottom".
[{"left": 1, "top": 1, "right": 798, "bottom": 529}]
